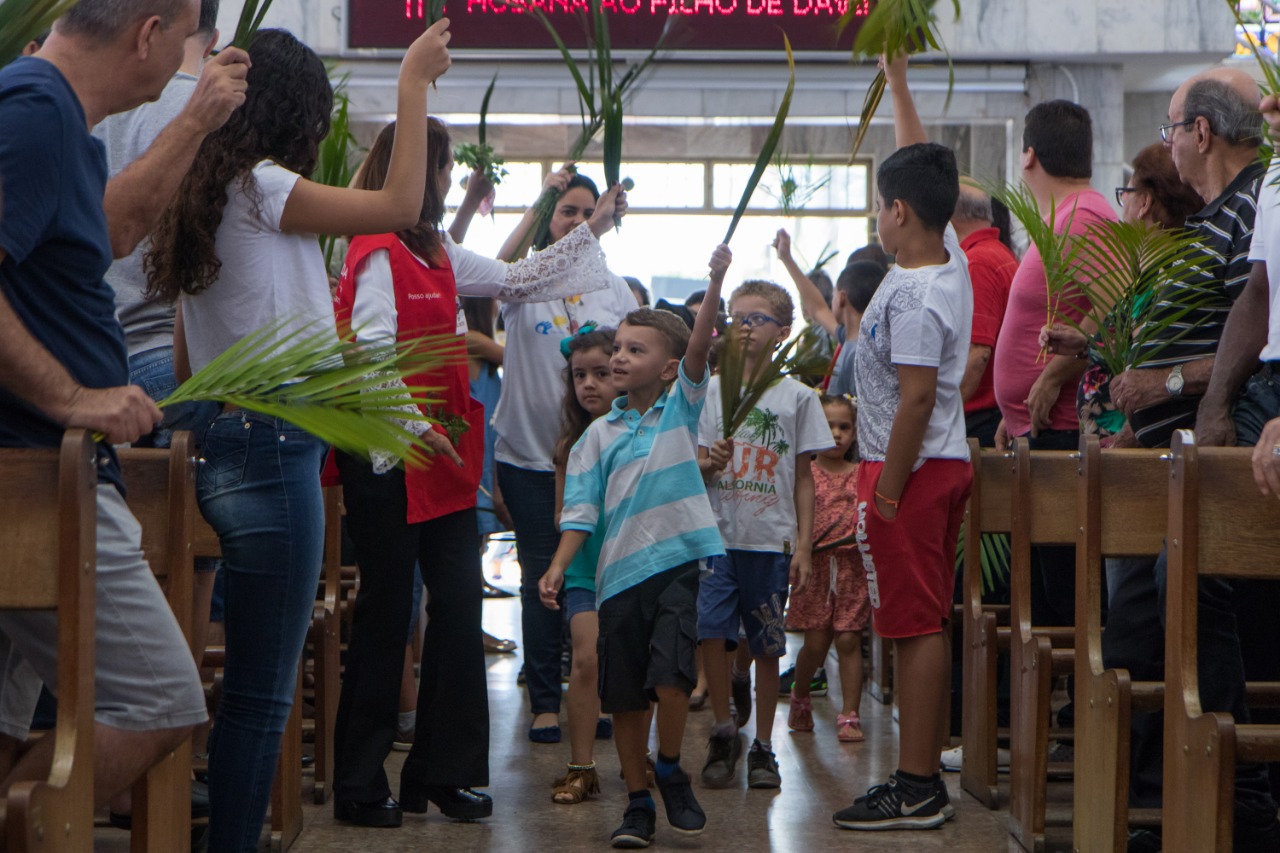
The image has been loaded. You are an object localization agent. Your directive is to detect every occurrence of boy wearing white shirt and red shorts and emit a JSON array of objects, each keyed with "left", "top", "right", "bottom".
[{"left": 833, "top": 53, "right": 973, "bottom": 831}]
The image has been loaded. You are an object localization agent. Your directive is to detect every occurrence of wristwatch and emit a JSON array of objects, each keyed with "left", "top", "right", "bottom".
[{"left": 1165, "top": 364, "right": 1185, "bottom": 397}]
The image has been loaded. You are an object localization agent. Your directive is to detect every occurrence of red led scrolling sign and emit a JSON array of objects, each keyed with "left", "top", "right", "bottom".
[{"left": 349, "top": 0, "right": 871, "bottom": 51}]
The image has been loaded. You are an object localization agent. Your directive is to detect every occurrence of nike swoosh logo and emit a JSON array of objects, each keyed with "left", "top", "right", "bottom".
[{"left": 900, "top": 797, "right": 936, "bottom": 816}]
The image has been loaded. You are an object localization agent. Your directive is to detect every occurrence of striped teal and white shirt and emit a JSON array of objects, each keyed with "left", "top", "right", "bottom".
[{"left": 560, "top": 361, "right": 725, "bottom": 604}]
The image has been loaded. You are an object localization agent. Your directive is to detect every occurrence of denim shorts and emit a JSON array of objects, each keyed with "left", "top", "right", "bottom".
[
  {"left": 563, "top": 586, "right": 597, "bottom": 623},
  {"left": 697, "top": 550, "right": 792, "bottom": 657}
]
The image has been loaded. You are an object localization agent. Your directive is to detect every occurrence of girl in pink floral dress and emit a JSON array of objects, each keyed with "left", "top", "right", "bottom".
[{"left": 786, "top": 395, "right": 871, "bottom": 742}]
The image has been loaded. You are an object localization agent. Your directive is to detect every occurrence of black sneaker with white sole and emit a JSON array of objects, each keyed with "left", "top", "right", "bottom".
[
  {"left": 701, "top": 730, "right": 743, "bottom": 788},
  {"left": 935, "top": 778, "right": 955, "bottom": 821},
  {"left": 611, "top": 804, "right": 656, "bottom": 849},
  {"left": 832, "top": 776, "right": 945, "bottom": 830},
  {"left": 746, "top": 741, "right": 781, "bottom": 789},
  {"left": 654, "top": 766, "right": 706, "bottom": 835}
]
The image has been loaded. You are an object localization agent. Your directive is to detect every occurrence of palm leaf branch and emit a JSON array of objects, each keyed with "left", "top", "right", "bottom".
[
  {"left": 231, "top": 0, "right": 274, "bottom": 49},
  {"left": 315, "top": 73, "right": 363, "bottom": 274},
  {"left": 455, "top": 73, "right": 509, "bottom": 186},
  {"left": 724, "top": 32, "right": 794, "bottom": 245},
  {"left": 718, "top": 327, "right": 811, "bottom": 439},
  {"left": 162, "top": 319, "right": 462, "bottom": 466},
  {"left": 955, "top": 522, "right": 1010, "bottom": 596},
  {"left": 1066, "top": 220, "right": 1217, "bottom": 375},
  {"left": 0, "top": 0, "right": 77, "bottom": 67},
  {"left": 479, "top": 71, "right": 497, "bottom": 145},
  {"left": 505, "top": 0, "right": 671, "bottom": 254},
  {"left": 841, "top": 0, "right": 960, "bottom": 159},
  {"left": 985, "top": 180, "right": 1088, "bottom": 362},
  {"left": 1226, "top": 1, "right": 1279, "bottom": 176}
]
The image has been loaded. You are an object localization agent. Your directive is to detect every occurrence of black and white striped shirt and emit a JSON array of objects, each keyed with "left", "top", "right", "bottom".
[{"left": 1130, "top": 160, "right": 1265, "bottom": 448}]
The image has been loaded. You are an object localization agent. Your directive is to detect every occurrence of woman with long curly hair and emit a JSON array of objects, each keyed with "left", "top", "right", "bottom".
[
  {"left": 144, "top": 23, "right": 452, "bottom": 852},
  {"left": 328, "top": 117, "right": 624, "bottom": 827}
]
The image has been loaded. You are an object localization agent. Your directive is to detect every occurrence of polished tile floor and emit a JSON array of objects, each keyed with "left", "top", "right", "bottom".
[{"left": 96, "top": 571, "right": 1074, "bottom": 851}]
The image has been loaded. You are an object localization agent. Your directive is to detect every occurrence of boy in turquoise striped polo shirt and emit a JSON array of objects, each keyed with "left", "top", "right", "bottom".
[{"left": 540, "top": 244, "right": 731, "bottom": 849}]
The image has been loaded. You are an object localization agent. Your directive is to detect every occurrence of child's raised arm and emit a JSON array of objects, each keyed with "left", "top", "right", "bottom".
[
  {"left": 774, "top": 228, "right": 838, "bottom": 337},
  {"left": 497, "top": 163, "right": 575, "bottom": 261},
  {"left": 882, "top": 51, "right": 927, "bottom": 152},
  {"left": 280, "top": 19, "right": 451, "bottom": 237},
  {"left": 685, "top": 243, "right": 732, "bottom": 382}
]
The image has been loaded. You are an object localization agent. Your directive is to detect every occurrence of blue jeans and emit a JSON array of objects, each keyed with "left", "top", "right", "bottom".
[
  {"left": 198, "top": 410, "right": 326, "bottom": 852},
  {"left": 128, "top": 346, "right": 221, "bottom": 449},
  {"left": 496, "top": 463, "right": 562, "bottom": 716}
]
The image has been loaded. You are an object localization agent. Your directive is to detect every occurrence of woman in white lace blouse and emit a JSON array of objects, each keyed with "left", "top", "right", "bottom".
[{"left": 328, "top": 118, "right": 626, "bottom": 827}]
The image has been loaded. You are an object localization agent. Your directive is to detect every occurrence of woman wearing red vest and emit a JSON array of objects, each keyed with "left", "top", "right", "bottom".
[{"left": 330, "top": 118, "right": 626, "bottom": 827}]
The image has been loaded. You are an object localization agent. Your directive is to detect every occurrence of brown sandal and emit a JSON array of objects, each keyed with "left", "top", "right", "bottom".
[
  {"left": 552, "top": 762, "right": 600, "bottom": 804},
  {"left": 616, "top": 754, "right": 656, "bottom": 788}
]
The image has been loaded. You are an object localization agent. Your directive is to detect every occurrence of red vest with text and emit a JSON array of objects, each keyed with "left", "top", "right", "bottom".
[{"left": 333, "top": 234, "right": 484, "bottom": 524}]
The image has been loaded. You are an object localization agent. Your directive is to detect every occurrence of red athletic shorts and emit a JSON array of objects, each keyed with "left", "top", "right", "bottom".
[{"left": 855, "top": 458, "right": 972, "bottom": 638}]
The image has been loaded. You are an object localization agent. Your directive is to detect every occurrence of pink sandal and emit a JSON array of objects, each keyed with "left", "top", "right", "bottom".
[
  {"left": 837, "top": 713, "right": 864, "bottom": 742},
  {"left": 788, "top": 690, "right": 814, "bottom": 732}
]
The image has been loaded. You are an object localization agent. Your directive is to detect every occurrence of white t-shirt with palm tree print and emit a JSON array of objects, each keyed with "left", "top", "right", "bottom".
[{"left": 698, "top": 375, "right": 833, "bottom": 552}]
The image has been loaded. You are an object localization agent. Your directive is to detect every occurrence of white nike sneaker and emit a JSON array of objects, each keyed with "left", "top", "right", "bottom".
[{"left": 939, "top": 744, "right": 1010, "bottom": 773}]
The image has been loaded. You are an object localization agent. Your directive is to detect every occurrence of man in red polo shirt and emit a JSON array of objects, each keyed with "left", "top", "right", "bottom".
[{"left": 954, "top": 186, "right": 1018, "bottom": 446}]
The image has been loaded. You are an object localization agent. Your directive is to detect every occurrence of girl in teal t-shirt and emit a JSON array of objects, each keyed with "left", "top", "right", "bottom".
[{"left": 551, "top": 327, "right": 620, "bottom": 803}]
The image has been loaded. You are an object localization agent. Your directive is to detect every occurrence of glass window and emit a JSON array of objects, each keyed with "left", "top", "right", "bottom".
[
  {"left": 572, "top": 162, "right": 706, "bottom": 208},
  {"left": 712, "top": 162, "right": 869, "bottom": 212},
  {"left": 444, "top": 160, "right": 545, "bottom": 212}
]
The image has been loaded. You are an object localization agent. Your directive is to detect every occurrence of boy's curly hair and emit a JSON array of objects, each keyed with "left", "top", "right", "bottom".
[{"left": 729, "top": 280, "right": 794, "bottom": 327}]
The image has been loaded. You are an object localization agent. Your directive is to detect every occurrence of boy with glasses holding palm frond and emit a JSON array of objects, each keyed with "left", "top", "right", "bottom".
[{"left": 696, "top": 280, "right": 833, "bottom": 792}]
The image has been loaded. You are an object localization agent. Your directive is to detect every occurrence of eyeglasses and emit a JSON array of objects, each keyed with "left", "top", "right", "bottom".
[
  {"left": 1115, "top": 186, "right": 1138, "bottom": 206},
  {"left": 730, "top": 312, "right": 781, "bottom": 329},
  {"left": 1159, "top": 118, "right": 1196, "bottom": 143}
]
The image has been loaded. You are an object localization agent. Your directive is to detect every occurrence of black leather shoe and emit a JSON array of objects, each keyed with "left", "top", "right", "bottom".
[
  {"left": 333, "top": 797, "right": 403, "bottom": 827},
  {"left": 108, "top": 780, "right": 211, "bottom": 830},
  {"left": 401, "top": 786, "right": 492, "bottom": 820}
]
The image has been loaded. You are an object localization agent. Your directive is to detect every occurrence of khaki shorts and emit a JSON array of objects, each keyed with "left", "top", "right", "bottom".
[{"left": 0, "top": 485, "right": 207, "bottom": 737}]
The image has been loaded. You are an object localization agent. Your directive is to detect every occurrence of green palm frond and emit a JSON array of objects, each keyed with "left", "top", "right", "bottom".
[
  {"left": 1068, "top": 220, "right": 1216, "bottom": 375},
  {"left": 1226, "top": 0, "right": 1278, "bottom": 176},
  {"left": 725, "top": 32, "right": 794, "bottom": 245},
  {"left": 840, "top": 0, "right": 960, "bottom": 158},
  {"left": 0, "top": 0, "right": 76, "bottom": 68},
  {"left": 508, "top": 0, "right": 673, "bottom": 254},
  {"left": 985, "top": 180, "right": 1085, "bottom": 362},
  {"left": 1229, "top": 0, "right": 1280, "bottom": 96},
  {"left": 993, "top": 179, "right": 1220, "bottom": 376},
  {"left": 163, "top": 319, "right": 462, "bottom": 467},
  {"left": 454, "top": 72, "right": 509, "bottom": 186},
  {"left": 717, "top": 322, "right": 824, "bottom": 439},
  {"left": 231, "top": 0, "right": 274, "bottom": 49},
  {"left": 315, "top": 73, "right": 364, "bottom": 275},
  {"left": 955, "top": 522, "right": 1010, "bottom": 596},
  {"left": 765, "top": 152, "right": 832, "bottom": 216},
  {"left": 813, "top": 245, "right": 840, "bottom": 272}
]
